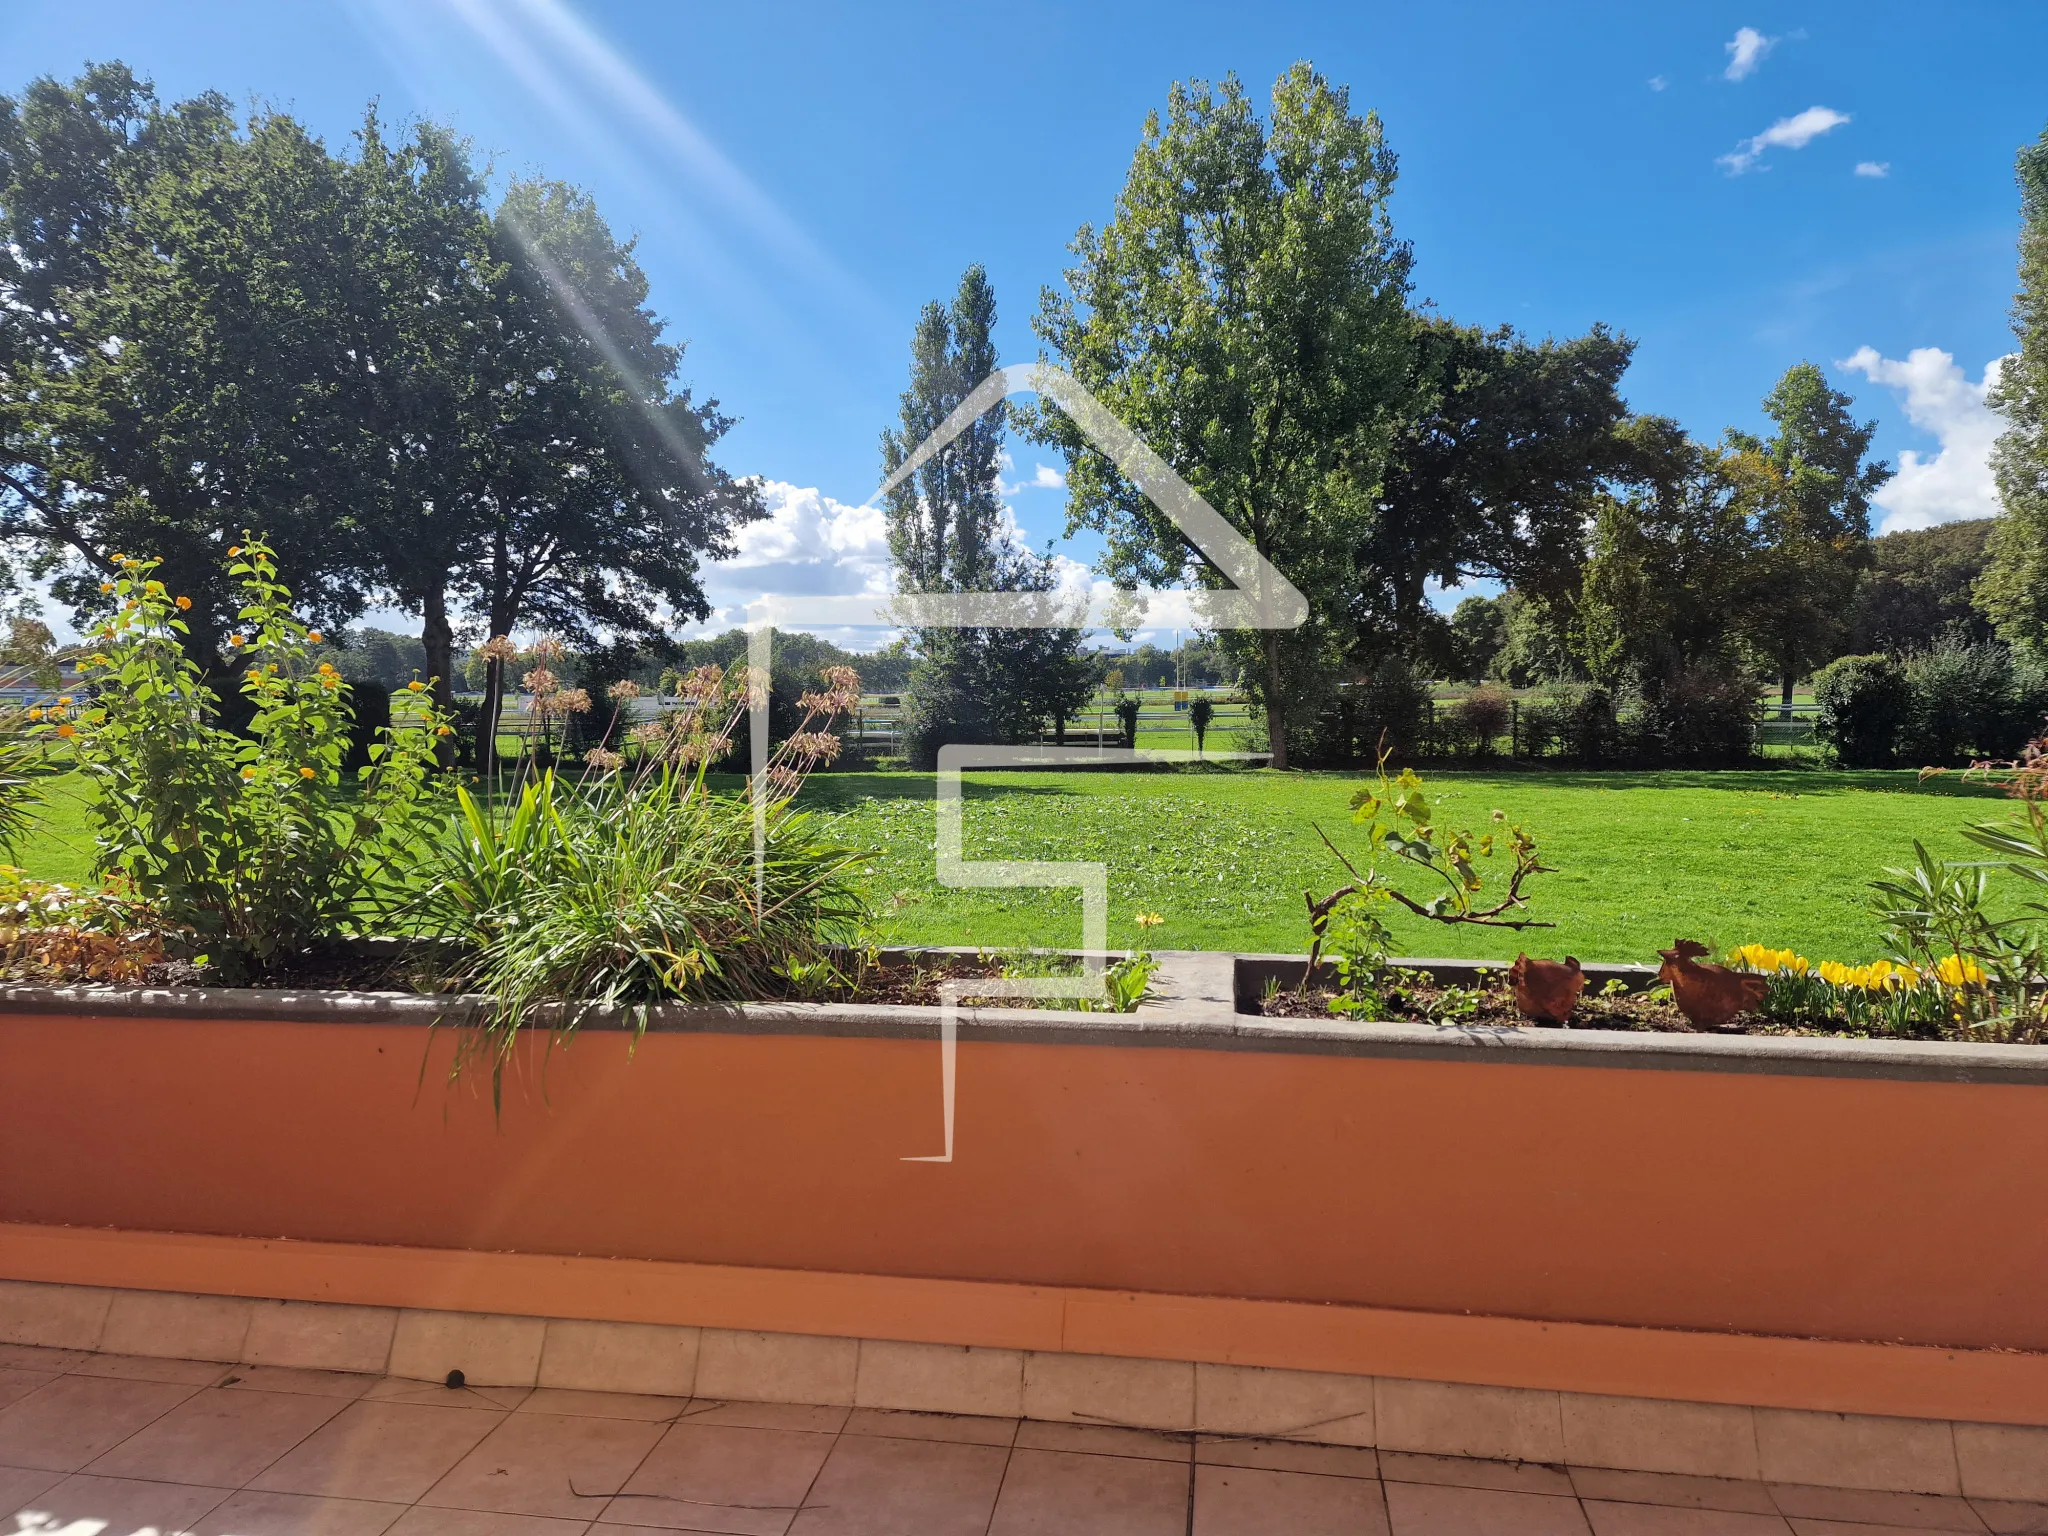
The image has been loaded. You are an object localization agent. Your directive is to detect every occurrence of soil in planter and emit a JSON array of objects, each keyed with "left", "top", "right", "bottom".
[{"left": 1247, "top": 970, "right": 1965, "bottom": 1040}]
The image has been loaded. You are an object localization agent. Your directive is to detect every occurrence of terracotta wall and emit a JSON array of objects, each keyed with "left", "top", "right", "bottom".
[{"left": 4, "top": 1014, "right": 2045, "bottom": 1353}]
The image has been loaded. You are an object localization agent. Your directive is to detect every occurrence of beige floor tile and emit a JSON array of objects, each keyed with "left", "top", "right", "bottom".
[
  {"left": 676, "top": 1401, "right": 846, "bottom": 1434},
  {"left": 604, "top": 1420, "right": 835, "bottom": 1533},
  {"left": 385, "top": 1510, "right": 591, "bottom": 1536},
  {"left": 252, "top": 1401, "right": 507, "bottom": 1504},
  {"left": 0, "top": 1282, "right": 114, "bottom": 1351},
  {"left": 1192, "top": 1462, "right": 1390, "bottom": 1535},
  {"left": 514, "top": 1390, "right": 685, "bottom": 1423},
  {"left": 1582, "top": 1502, "right": 1791, "bottom": 1534},
  {"left": 695, "top": 1331, "right": 858, "bottom": 1410},
  {"left": 987, "top": 1447, "right": 1190, "bottom": 1536},
  {"left": 222, "top": 1367, "right": 379, "bottom": 1400},
  {"left": 1197, "top": 1436, "right": 1379, "bottom": 1478},
  {"left": 852, "top": 1340, "right": 1021, "bottom": 1419},
  {"left": 538, "top": 1322, "right": 698, "bottom": 1401},
  {"left": 1756, "top": 1414, "right": 1961, "bottom": 1497},
  {"left": 390, "top": 1314, "right": 546, "bottom": 1391},
  {"left": 1378, "top": 1380, "right": 1566, "bottom": 1465},
  {"left": 1382, "top": 1451, "right": 1575, "bottom": 1496},
  {"left": 0, "top": 1464, "right": 65, "bottom": 1518},
  {"left": 422, "top": 1412, "right": 665, "bottom": 1521},
  {"left": 1971, "top": 1500, "right": 2048, "bottom": 1535},
  {"left": 1767, "top": 1483, "right": 1987, "bottom": 1529},
  {"left": 1956, "top": 1426, "right": 2048, "bottom": 1504},
  {"left": 8, "top": 1472, "right": 233, "bottom": 1534},
  {"left": 100, "top": 1292, "right": 254, "bottom": 1364},
  {"left": 1384, "top": 1481, "right": 1591, "bottom": 1535},
  {"left": 364, "top": 1380, "right": 532, "bottom": 1411},
  {"left": 194, "top": 1489, "right": 408, "bottom": 1536},
  {"left": 72, "top": 1354, "right": 236, "bottom": 1386},
  {"left": 1563, "top": 1395, "right": 1762, "bottom": 1481},
  {"left": 0, "top": 1373, "right": 199, "bottom": 1471},
  {"left": 1021, "top": 1353, "right": 1194, "bottom": 1433},
  {"left": 0, "top": 1345, "right": 91, "bottom": 1373},
  {"left": 242, "top": 1303, "right": 398, "bottom": 1378},
  {"left": 1571, "top": 1469, "right": 1781, "bottom": 1515},
  {"left": 1013, "top": 1420, "right": 1193, "bottom": 1461},
  {"left": 787, "top": 1433, "right": 1007, "bottom": 1535},
  {"left": 88, "top": 1385, "right": 347, "bottom": 1486},
  {"left": 1195, "top": 1363, "right": 1376, "bottom": 1446},
  {"left": 0, "top": 1369, "right": 61, "bottom": 1410},
  {"left": 840, "top": 1408, "right": 1016, "bottom": 1446}
]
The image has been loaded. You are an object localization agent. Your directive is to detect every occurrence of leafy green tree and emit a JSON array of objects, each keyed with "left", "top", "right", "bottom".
[
  {"left": 1360, "top": 319, "right": 1633, "bottom": 654},
  {"left": 881, "top": 266, "right": 1091, "bottom": 765},
  {"left": 1446, "top": 595, "right": 1508, "bottom": 682},
  {"left": 1031, "top": 65, "right": 1414, "bottom": 769},
  {"left": 1725, "top": 362, "right": 1887, "bottom": 713},
  {"left": 1980, "top": 121, "right": 2048, "bottom": 650},
  {"left": 1848, "top": 518, "right": 1996, "bottom": 653}
]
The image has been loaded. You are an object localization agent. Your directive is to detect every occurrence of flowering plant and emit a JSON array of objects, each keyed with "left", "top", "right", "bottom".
[{"left": 45, "top": 534, "right": 451, "bottom": 971}]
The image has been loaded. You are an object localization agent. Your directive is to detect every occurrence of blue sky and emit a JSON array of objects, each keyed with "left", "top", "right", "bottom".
[{"left": 5, "top": 0, "right": 2044, "bottom": 643}]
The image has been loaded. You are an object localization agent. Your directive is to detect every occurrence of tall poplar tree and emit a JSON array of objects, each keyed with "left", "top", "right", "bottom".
[{"left": 1979, "top": 121, "right": 2048, "bottom": 650}]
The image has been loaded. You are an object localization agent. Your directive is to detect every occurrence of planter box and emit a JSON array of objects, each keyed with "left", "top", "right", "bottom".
[{"left": 3, "top": 949, "right": 2046, "bottom": 1482}]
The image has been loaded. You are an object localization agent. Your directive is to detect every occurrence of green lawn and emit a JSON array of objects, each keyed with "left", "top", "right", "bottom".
[
  {"left": 800, "top": 766, "right": 2019, "bottom": 965},
  {"left": 12, "top": 762, "right": 2021, "bottom": 968}
]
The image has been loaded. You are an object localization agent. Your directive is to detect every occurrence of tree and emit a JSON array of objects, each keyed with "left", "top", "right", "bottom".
[
  {"left": 1031, "top": 65, "right": 1414, "bottom": 768},
  {"left": 1359, "top": 318, "right": 1633, "bottom": 655},
  {"left": 1446, "top": 595, "right": 1508, "bottom": 682},
  {"left": 1980, "top": 121, "right": 2048, "bottom": 650},
  {"left": 1725, "top": 362, "right": 1887, "bottom": 713},
  {"left": 881, "top": 266, "right": 1091, "bottom": 765},
  {"left": 1847, "top": 518, "right": 1996, "bottom": 654}
]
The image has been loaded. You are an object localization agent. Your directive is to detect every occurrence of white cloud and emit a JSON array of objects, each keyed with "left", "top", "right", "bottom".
[
  {"left": 1648, "top": 75, "right": 1668, "bottom": 92},
  {"left": 686, "top": 479, "right": 896, "bottom": 643},
  {"left": 1838, "top": 347, "right": 2010, "bottom": 532},
  {"left": 1718, "top": 105, "right": 1851, "bottom": 174},
  {"left": 1002, "top": 462, "right": 1067, "bottom": 494},
  {"left": 1723, "top": 26, "right": 1777, "bottom": 81},
  {"left": 1854, "top": 160, "right": 1890, "bottom": 178}
]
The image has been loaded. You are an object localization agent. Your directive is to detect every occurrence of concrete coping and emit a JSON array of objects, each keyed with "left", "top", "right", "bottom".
[{"left": 2, "top": 948, "right": 2043, "bottom": 1086}]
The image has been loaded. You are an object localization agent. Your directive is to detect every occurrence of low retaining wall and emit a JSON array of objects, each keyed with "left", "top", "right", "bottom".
[{"left": 3, "top": 954, "right": 2046, "bottom": 1458}]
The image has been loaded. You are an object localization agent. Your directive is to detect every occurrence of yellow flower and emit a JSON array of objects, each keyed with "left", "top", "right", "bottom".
[
  {"left": 1817, "top": 960, "right": 1852, "bottom": 987},
  {"left": 407, "top": 681, "right": 425, "bottom": 692},
  {"left": 317, "top": 662, "right": 336, "bottom": 675},
  {"left": 1135, "top": 911, "right": 1164, "bottom": 928},
  {"left": 56, "top": 696, "right": 70, "bottom": 706},
  {"left": 54, "top": 723, "right": 74, "bottom": 739},
  {"left": 25, "top": 708, "right": 41, "bottom": 721},
  {"left": 298, "top": 766, "right": 315, "bottom": 779},
  {"left": 1935, "top": 954, "right": 1986, "bottom": 988},
  {"left": 229, "top": 635, "right": 244, "bottom": 647},
  {"left": 175, "top": 595, "right": 192, "bottom": 610}
]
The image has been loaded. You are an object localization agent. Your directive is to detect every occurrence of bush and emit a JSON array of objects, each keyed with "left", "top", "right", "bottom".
[
  {"left": 54, "top": 536, "right": 450, "bottom": 972},
  {"left": 1812, "top": 654, "right": 1910, "bottom": 767},
  {"left": 1626, "top": 667, "right": 1757, "bottom": 767},
  {"left": 1113, "top": 696, "right": 1141, "bottom": 747},
  {"left": 1455, "top": 686, "right": 1511, "bottom": 756},
  {"left": 1349, "top": 659, "right": 1433, "bottom": 761},
  {"left": 1900, "top": 638, "right": 2021, "bottom": 766}
]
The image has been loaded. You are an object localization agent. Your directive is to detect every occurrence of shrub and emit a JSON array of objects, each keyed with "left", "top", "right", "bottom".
[
  {"left": 1347, "top": 659, "right": 1433, "bottom": 761},
  {"left": 52, "top": 536, "right": 450, "bottom": 971},
  {"left": 1113, "top": 695, "right": 1141, "bottom": 747},
  {"left": 1455, "top": 686, "right": 1512, "bottom": 756},
  {"left": 1899, "top": 638, "right": 2019, "bottom": 766},
  {"left": 1625, "top": 667, "right": 1757, "bottom": 766},
  {"left": 1812, "top": 654, "right": 1910, "bottom": 767}
]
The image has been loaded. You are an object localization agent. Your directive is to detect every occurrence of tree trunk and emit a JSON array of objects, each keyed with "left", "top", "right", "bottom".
[
  {"left": 1262, "top": 629, "right": 1289, "bottom": 770},
  {"left": 421, "top": 587, "right": 456, "bottom": 713},
  {"left": 478, "top": 656, "right": 503, "bottom": 790},
  {"left": 1780, "top": 671, "right": 1795, "bottom": 723}
]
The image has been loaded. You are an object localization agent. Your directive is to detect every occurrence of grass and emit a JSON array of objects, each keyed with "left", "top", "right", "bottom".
[
  {"left": 799, "top": 766, "right": 2021, "bottom": 965},
  {"left": 9, "top": 760, "right": 2023, "bottom": 968}
]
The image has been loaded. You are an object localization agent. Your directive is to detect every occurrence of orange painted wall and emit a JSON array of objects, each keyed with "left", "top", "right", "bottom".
[{"left": 4, "top": 1013, "right": 2045, "bottom": 1353}]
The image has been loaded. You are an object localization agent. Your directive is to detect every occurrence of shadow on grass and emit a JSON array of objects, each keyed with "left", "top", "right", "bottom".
[{"left": 1415, "top": 767, "right": 2014, "bottom": 799}]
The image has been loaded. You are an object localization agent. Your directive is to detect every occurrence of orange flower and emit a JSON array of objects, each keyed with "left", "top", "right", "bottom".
[
  {"left": 407, "top": 681, "right": 425, "bottom": 692},
  {"left": 298, "top": 766, "right": 315, "bottom": 779},
  {"left": 228, "top": 635, "right": 245, "bottom": 647},
  {"left": 240, "top": 766, "right": 256, "bottom": 780},
  {"left": 26, "top": 708, "right": 42, "bottom": 721},
  {"left": 307, "top": 630, "right": 322, "bottom": 643},
  {"left": 175, "top": 595, "right": 192, "bottom": 610},
  {"left": 55, "top": 723, "right": 75, "bottom": 739},
  {"left": 227, "top": 546, "right": 241, "bottom": 557},
  {"left": 99, "top": 582, "right": 113, "bottom": 593}
]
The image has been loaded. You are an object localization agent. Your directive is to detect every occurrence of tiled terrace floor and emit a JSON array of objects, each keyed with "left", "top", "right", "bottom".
[{"left": 1, "top": 1346, "right": 2044, "bottom": 1536}]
